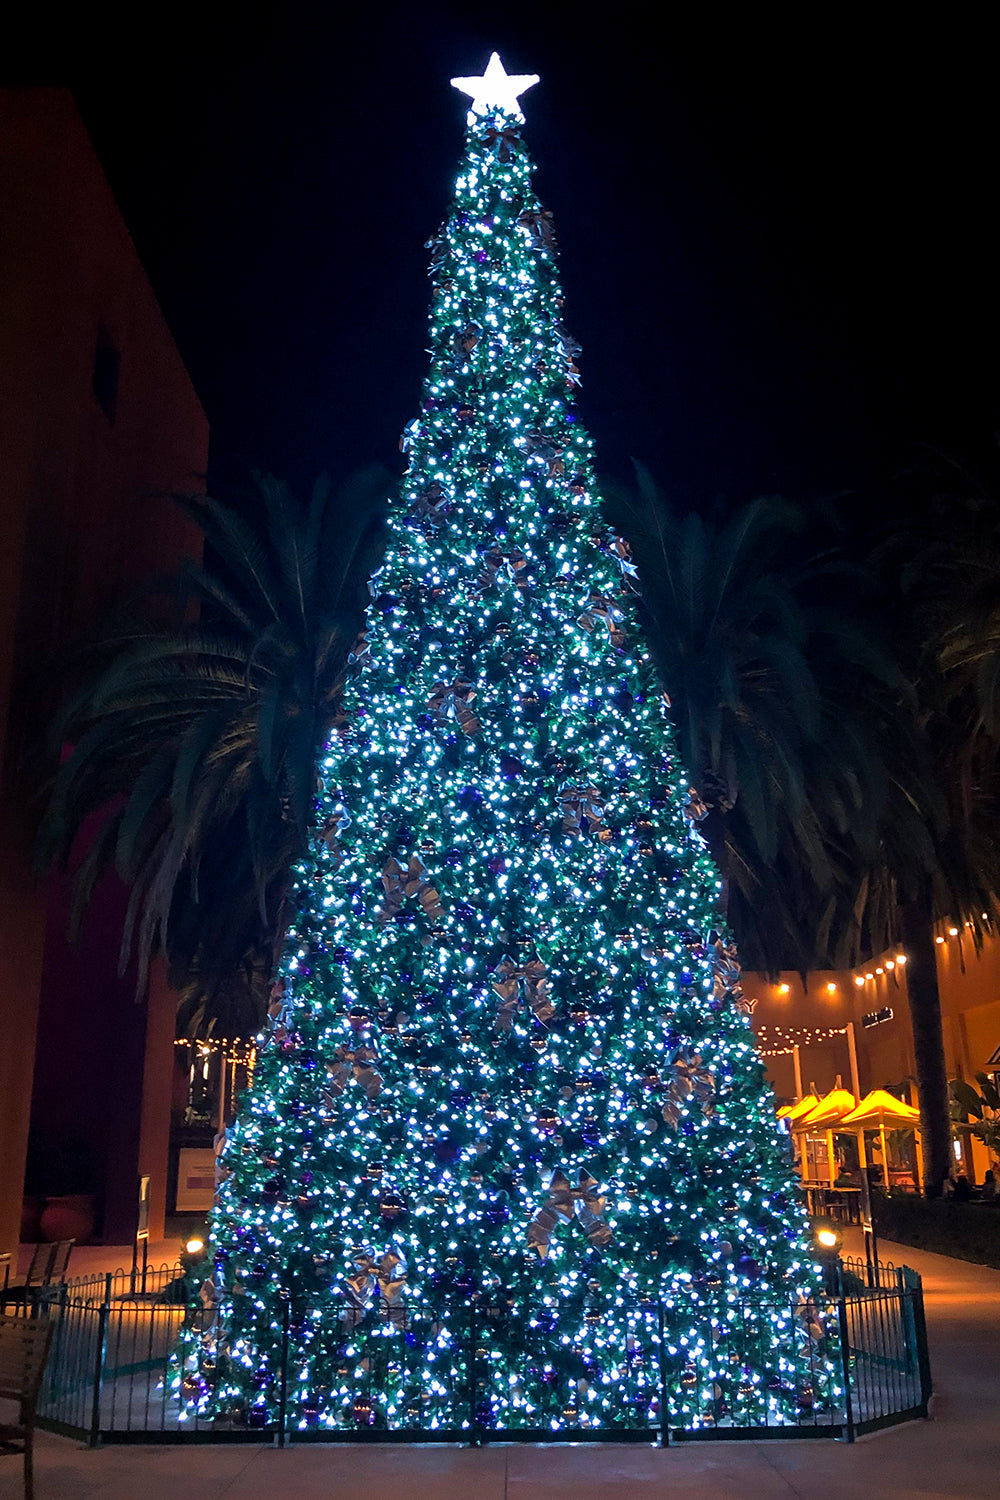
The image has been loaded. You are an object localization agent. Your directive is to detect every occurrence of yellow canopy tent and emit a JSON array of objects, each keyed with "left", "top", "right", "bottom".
[
  {"left": 777, "top": 1093, "right": 819, "bottom": 1123},
  {"left": 841, "top": 1090, "right": 922, "bottom": 1187},
  {"left": 795, "top": 1089, "right": 859, "bottom": 1186},
  {"left": 798, "top": 1089, "right": 858, "bottom": 1128}
]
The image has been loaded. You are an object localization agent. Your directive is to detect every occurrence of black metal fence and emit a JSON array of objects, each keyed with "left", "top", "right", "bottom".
[{"left": 4, "top": 1255, "right": 930, "bottom": 1446}]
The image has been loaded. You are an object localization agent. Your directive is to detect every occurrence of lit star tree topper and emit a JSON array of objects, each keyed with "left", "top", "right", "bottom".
[
  {"left": 451, "top": 51, "right": 539, "bottom": 123},
  {"left": 174, "top": 55, "right": 839, "bottom": 1439}
]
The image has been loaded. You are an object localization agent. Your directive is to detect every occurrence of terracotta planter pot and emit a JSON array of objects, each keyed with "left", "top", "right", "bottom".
[
  {"left": 39, "top": 1194, "right": 97, "bottom": 1244},
  {"left": 20, "top": 1195, "right": 44, "bottom": 1243}
]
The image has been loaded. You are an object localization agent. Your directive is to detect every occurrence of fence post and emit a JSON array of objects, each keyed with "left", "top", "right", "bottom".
[
  {"left": 468, "top": 1297, "right": 481, "bottom": 1447},
  {"left": 88, "top": 1274, "right": 112, "bottom": 1448},
  {"left": 656, "top": 1301, "right": 671, "bottom": 1447},
  {"left": 276, "top": 1289, "right": 290, "bottom": 1448},
  {"left": 835, "top": 1284, "right": 855, "bottom": 1443},
  {"left": 906, "top": 1269, "right": 933, "bottom": 1415}
]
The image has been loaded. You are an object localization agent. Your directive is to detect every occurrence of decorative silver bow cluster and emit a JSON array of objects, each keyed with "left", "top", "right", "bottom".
[
  {"left": 376, "top": 854, "right": 443, "bottom": 926},
  {"left": 710, "top": 934, "right": 754, "bottom": 1014},
  {"left": 325, "top": 1042, "right": 383, "bottom": 1101},
  {"left": 410, "top": 480, "right": 451, "bottom": 526},
  {"left": 266, "top": 978, "right": 294, "bottom": 1032},
  {"left": 476, "top": 545, "right": 531, "bottom": 593},
  {"left": 483, "top": 126, "right": 521, "bottom": 164},
  {"left": 197, "top": 1275, "right": 218, "bottom": 1331},
  {"left": 399, "top": 418, "right": 421, "bottom": 454},
  {"left": 517, "top": 206, "right": 555, "bottom": 249},
  {"left": 682, "top": 787, "right": 709, "bottom": 823},
  {"left": 557, "top": 780, "right": 606, "bottom": 837},
  {"left": 318, "top": 807, "right": 351, "bottom": 869},
  {"left": 348, "top": 631, "right": 371, "bottom": 667},
  {"left": 659, "top": 1052, "right": 715, "bottom": 1130},
  {"left": 428, "top": 678, "right": 480, "bottom": 735},
  {"left": 491, "top": 955, "right": 554, "bottom": 1031},
  {"left": 341, "top": 1248, "right": 407, "bottom": 1329},
  {"left": 527, "top": 1169, "right": 613, "bottom": 1259},
  {"left": 577, "top": 591, "right": 626, "bottom": 649},
  {"left": 518, "top": 429, "right": 565, "bottom": 464},
  {"left": 554, "top": 323, "right": 582, "bottom": 360},
  {"left": 607, "top": 533, "right": 639, "bottom": 582}
]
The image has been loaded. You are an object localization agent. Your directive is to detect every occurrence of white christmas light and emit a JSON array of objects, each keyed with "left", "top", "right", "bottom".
[{"left": 451, "top": 52, "right": 539, "bottom": 122}]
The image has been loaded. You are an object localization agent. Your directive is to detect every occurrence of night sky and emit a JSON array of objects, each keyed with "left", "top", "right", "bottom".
[{"left": 10, "top": 3, "right": 998, "bottom": 512}]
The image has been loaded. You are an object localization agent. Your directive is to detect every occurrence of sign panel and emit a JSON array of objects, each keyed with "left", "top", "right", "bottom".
[{"left": 175, "top": 1147, "right": 217, "bottom": 1212}]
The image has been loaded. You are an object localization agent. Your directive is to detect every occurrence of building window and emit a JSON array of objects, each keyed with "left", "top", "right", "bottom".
[{"left": 93, "top": 326, "right": 120, "bottom": 423}]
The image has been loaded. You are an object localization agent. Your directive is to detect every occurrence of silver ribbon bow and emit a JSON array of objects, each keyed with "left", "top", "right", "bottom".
[
  {"left": 683, "top": 787, "right": 709, "bottom": 823},
  {"left": 554, "top": 322, "right": 582, "bottom": 359},
  {"left": 577, "top": 591, "right": 626, "bottom": 649},
  {"left": 198, "top": 1276, "right": 218, "bottom": 1331},
  {"left": 477, "top": 545, "right": 530, "bottom": 593},
  {"left": 710, "top": 934, "right": 740, "bottom": 995},
  {"left": 376, "top": 854, "right": 443, "bottom": 926},
  {"left": 348, "top": 631, "right": 371, "bottom": 667},
  {"left": 519, "top": 429, "right": 565, "bottom": 463},
  {"left": 484, "top": 126, "right": 521, "bottom": 163},
  {"left": 341, "top": 1249, "right": 407, "bottom": 1329},
  {"left": 660, "top": 1052, "right": 715, "bottom": 1129},
  {"left": 491, "top": 955, "right": 555, "bottom": 1031},
  {"left": 517, "top": 206, "right": 556, "bottom": 249},
  {"left": 607, "top": 533, "right": 639, "bottom": 581},
  {"left": 428, "top": 678, "right": 480, "bottom": 735},
  {"left": 318, "top": 807, "right": 351, "bottom": 868},
  {"left": 411, "top": 481, "right": 450, "bottom": 525},
  {"left": 710, "top": 934, "right": 753, "bottom": 1012},
  {"left": 557, "top": 781, "right": 606, "bottom": 836},
  {"left": 266, "top": 978, "right": 294, "bottom": 1030},
  {"left": 326, "top": 1042, "right": 383, "bottom": 1100},
  {"left": 527, "top": 1169, "right": 613, "bottom": 1259}
]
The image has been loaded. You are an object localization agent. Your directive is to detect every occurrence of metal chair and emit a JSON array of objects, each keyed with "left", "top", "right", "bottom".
[
  {"left": 0, "top": 1314, "right": 55, "bottom": 1500},
  {"left": 1, "top": 1243, "right": 73, "bottom": 1311},
  {"left": 42, "top": 1243, "right": 73, "bottom": 1289},
  {"left": 0, "top": 1247, "right": 54, "bottom": 1309}
]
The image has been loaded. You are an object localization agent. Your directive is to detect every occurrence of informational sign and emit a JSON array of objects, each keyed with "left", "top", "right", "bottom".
[
  {"left": 137, "top": 1174, "right": 150, "bottom": 1239},
  {"left": 862, "top": 1007, "right": 894, "bottom": 1029},
  {"left": 175, "top": 1148, "right": 218, "bottom": 1212}
]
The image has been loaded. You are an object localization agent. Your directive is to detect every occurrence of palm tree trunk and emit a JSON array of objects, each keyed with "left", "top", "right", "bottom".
[{"left": 900, "top": 887, "right": 952, "bottom": 1196}]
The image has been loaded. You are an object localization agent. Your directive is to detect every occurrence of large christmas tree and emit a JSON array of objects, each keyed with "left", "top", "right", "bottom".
[{"left": 177, "top": 54, "right": 837, "bottom": 1435}]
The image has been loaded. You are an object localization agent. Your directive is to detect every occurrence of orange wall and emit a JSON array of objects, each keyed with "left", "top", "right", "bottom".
[
  {"left": 0, "top": 89, "right": 208, "bottom": 1257},
  {"left": 746, "top": 926, "right": 1000, "bottom": 1178},
  {"left": 744, "top": 961, "right": 915, "bottom": 1105}
]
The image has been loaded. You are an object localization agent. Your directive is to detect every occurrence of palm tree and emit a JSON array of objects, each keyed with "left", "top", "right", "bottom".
[
  {"left": 604, "top": 465, "right": 998, "bottom": 1195},
  {"left": 603, "top": 468, "right": 908, "bottom": 973},
  {"left": 36, "top": 467, "right": 390, "bottom": 1036},
  {"left": 868, "top": 449, "right": 1000, "bottom": 1193}
]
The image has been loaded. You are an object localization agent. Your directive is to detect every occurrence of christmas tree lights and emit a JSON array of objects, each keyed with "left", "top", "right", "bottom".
[{"left": 175, "top": 54, "right": 838, "bottom": 1436}]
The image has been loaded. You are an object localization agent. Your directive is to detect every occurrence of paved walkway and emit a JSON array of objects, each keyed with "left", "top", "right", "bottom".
[{"left": 2, "top": 1235, "right": 997, "bottom": 1499}]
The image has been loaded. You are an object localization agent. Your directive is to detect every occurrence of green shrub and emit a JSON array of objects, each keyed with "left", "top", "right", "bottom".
[{"left": 872, "top": 1191, "right": 1000, "bottom": 1268}]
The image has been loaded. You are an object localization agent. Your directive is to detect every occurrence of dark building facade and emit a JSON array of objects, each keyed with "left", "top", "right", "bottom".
[{"left": 0, "top": 88, "right": 209, "bottom": 1258}]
